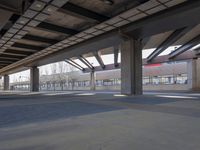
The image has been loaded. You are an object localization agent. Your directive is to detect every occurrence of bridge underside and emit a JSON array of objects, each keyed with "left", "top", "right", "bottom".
[
  {"left": 0, "top": 1, "right": 200, "bottom": 149},
  {"left": 0, "top": 0, "right": 200, "bottom": 94}
]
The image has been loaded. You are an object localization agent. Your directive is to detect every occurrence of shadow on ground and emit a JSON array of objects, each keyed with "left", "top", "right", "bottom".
[{"left": 0, "top": 100, "right": 121, "bottom": 128}]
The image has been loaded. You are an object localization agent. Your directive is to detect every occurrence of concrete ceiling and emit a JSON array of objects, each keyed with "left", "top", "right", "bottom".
[
  {"left": 0, "top": 0, "right": 200, "bottom": 75},
  {"left": 143, "top": 31, "right": 173, "bottom": 49}
]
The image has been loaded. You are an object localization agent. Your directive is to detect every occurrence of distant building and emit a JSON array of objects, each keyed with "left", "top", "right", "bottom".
[{"left": 10, "top": 61, "right": 189, "bottom": 91}]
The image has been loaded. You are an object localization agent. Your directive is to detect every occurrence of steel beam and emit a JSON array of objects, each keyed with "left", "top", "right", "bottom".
[
  {"left": 123, "top": 0, "right": 200, "bottom": 38},
  {"left": 78, "top": 55, "right": 94, "bottom": 70},
  {"left": 0, "top": 54, "right": 24, "bottom": 59},
  {"left": 0, "top": 56, "right": 20, "bottom": 61},
  {"left": 6, "top": 48, "right": 37, "bottom": 53},
  {"left": 2, "top": 52, "right": 27, "bottom": 57},
  {"left": 65, "top": 59, "right": 85, "bottom": 71},
  {"left": 61, "top": 2, "right": 110, "bottom": 22},
  {"left": 82, "top": 52, "right": 197, "bottom": 73},
  {"left": 0, "top": 60, "right": 13, "bottom": 64},
  {"left": 194, "top": 47, "right": 200, "bottom": 55},
  {"left": 37, "top": 22, "right": 79, "bottom": 35},
  {"left": 22, "top": 35, "right": 59, "bottom": 45},
  {"left": 12, "top": 43, "right": 45, "bottom": 51},
  {"left": 93, "top": 51, "right": 105, "bottom": 69},
  {"left": 2, "top": 50, "right": 197, "bottom": 75},
  {"left": 32, "top": 0, "right": 200, "bottom": 67},
  {"left": 2, "top": 0, "right": 200, "bottom": 74},
  {"left": 5, "top": 49, "right": 32, "bottom": 55},
  {"left": 147, "top": 27, "right": 193, "bottom": 61},
  {"left": 83, "top": 63, "right": 120, "bottom": 73},
  {"left": 144, "top": 51, "right": 196, "bottom": 65},
  {"left": 0, "top": 62, "right": 10, "bottom": 65},
  {"left": 0, "top": 60, "right": 14, "bottom": 63},
  {"left": 169, "top": 34, "right": 200, "bottom": 58},
  {"left": 0, "top": 65, "right": 6, "bottom": 68},
  {"left": 32, "top": 32, "right": 121, "bottom": 67}
]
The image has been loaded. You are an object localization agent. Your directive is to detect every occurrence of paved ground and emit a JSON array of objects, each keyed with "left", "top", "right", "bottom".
[{"left": 0, "top": 91, "right": 200, "bottom": 150}]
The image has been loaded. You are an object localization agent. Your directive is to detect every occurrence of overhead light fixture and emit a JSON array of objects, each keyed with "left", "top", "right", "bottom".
[
  {"left": 47, "top": 8, "right": 53, "bottom": 12},
  {"left": 30, "top": 1, "right": 46, "bottom": 11},
  {"left": 36, "top": 4, "right": 42, "bottom": 8},
  {"left": 100, "top": 0, "right": 114, "bottom": 5},
  {"left": 19, "top": 20, "right": 25, "bottom": 24},
  {"left": 43, "top": 5, "right": 58, "bottom": 14}
]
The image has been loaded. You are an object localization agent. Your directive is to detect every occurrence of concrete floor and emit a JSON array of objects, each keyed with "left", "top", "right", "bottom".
[{"left": 0, "top": 91, "right": 200, "bottom": 150}]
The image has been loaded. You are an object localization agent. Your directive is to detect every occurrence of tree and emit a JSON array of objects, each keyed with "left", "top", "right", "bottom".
[
  {"left": 57, "top": 62, "right": 66, "bottom": 90},
  {"left": 50, "top": 63, "right": 57, "bottom": 91},
  {"left": 39, "top": 61, "right": 79, "bottom": 91}
]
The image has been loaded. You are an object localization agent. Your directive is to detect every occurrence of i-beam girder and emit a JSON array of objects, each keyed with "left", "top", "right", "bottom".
[
  {"left": 147, "top": 26, "right": 194, "bottom": 62},
  {"left": 93, "top": 51, "right": 105, "bottom": 69},
  {"left": 2, "top": 0, "right": 200, "bottom": 74},
  {"left": 2, "top": 52, "right": 27, "bottom": 57},
  {"left": 78, "top": 55, "right": 94, "bottom": 70},
  {"left": 0, "top": 60, "right": 14, "bottom": 63},
  {"left": 65, "top": 59, "right": 85, "bottom": 71},
  {"left": 123, "top": 0, "right": 200, "bottom": 38},
  {"left": 61, "top": 2, "right": 110, "bottom": 22},
  {"left": 0, "top": 59, "right": 16, "bottom": 63},
  {"left": 12, "top": 43, "right": 45, "bottom": 51},
  {"left": 169, "top": 34, "right": 200, "bottom": 58},
  {"left": 31, "top": 0, "right": 200, "bottom": 67},
  {"left": 37, "top": 22, "right": 79, "bottom": 35},
  {"left": 4, "top": 49, "right": 32, "bottom": 55},
  {"left": 22, "top": 35, "right": 59, "bottom": 45},
  {"left": 6, "top": 48, "right": 37, "bottom": 53},
  {"left": 0, "top": 56, "right": 20, "bottom": 61},
  {"left": 194, "top": 47, "right": 200, "bottom": 55}
]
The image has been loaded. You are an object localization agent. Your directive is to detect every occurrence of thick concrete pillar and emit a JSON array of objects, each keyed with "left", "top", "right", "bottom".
[
  {"left": 30, "top": 66, "right": 39, "bottom": 92},
  {"left": 90, "top": 71, "right": 96, "bottom": 91},
  {"left": 3, "top": 75, "right": 9, "bottom": 90},
  {"left": 121, "top": 36, "right": 143, "bottom": 95},
  {"left": 187, "top": 59, "right": 200, "bottom": 91}
]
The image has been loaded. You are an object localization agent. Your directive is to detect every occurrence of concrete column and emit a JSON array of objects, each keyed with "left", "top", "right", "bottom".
[
  {"left": 149, "top": 76, "right": 153, "bottom": 84},
  {"left": 121, "top": 36, "right": 143, "bottom": 95},
  {"left": 187, "top": 59, "right": 200, "bottom": 91},
  {"left": 90, "top": 71, "right": 96, "bottom": 91},
  {"left": 30, "top": 66, "right": 39, "bottom": 92},
  {"left": 3, "top": 75, "right": 9, "bottom": 90}
]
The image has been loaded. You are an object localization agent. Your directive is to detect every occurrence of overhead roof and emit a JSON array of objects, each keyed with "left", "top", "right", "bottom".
[{"left": 0, "top": 0, "right": 200, "bottom": 75}]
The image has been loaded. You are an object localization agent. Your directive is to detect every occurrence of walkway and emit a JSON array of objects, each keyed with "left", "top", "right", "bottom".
[{"left": 0, "top": 91, "right": 200, "bottom": 150}]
